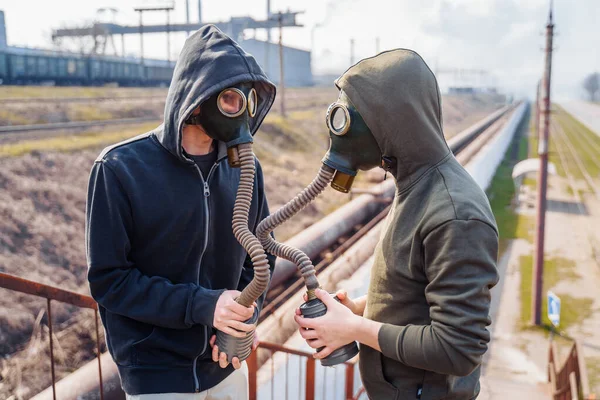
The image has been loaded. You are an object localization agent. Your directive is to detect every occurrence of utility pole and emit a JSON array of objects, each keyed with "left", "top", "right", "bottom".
[
  {"left": 375, "top": 37, "right": 380, "bottom": 54},
  {"left": 137, "top": 10, "right": 144, "bottom": 66},
  {"left": 532, "top": 1, "right": 554, "bottom": 326},
  {"left": 278, "top": 12, "right": 286, "bottom": 117},
  {"left": 350, "top": 38, "right": 355, "bottom": 65},
  {"left": 265, "top": 0, "right": 271, "bottom": 77},
  {"left": 166, "top": 9, "right": 171, "bottom": 62}
]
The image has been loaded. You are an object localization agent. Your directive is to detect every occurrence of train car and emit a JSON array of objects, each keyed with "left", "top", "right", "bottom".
[
  {"left": 0, "top": 45, "right": 175, "bottom": 87},
  {"left": 6, "top": 47, "right": 88, "bottom": 85},
  {"left": 144, "top": 59, "right": 175, "bottom": 87}
]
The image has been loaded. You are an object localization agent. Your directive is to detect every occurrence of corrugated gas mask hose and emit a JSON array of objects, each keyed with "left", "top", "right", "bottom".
[{"left": 256, "top": 164, "right": 335, "bottom": 300}]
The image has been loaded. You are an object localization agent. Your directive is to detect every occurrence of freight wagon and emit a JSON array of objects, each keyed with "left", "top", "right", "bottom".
[{"left": 0, "top": 46, "right": 175, "bottom": 87}]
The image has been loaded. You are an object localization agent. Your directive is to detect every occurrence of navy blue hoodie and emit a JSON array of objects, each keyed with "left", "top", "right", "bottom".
[{"left": 85, "top": 25, "right": 276, "bottom": 395}]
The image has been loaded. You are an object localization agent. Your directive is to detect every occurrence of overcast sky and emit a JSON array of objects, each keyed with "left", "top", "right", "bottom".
[{"left": 0, "top": 0, "right": 598, "bottom": 99}]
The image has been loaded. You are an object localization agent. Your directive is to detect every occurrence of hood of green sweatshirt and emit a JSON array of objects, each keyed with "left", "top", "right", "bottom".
[{"left": 335, "top": 49, "right": 450, "bottom": 190}]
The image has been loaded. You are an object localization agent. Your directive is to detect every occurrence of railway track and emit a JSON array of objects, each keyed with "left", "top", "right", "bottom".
[
  {"left": 552, "top": 113, "right": 600, "bottom": 199},
  {"left": 0, "top": 116, "right": 161, "bottom": 136}
]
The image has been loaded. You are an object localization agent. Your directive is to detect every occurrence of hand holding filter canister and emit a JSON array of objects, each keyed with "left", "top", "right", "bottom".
[{"left": 186, "top": 82, "right": 268, "bottom": 362}]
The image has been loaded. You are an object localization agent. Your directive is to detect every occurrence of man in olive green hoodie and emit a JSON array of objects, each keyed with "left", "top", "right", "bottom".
[{"left": 294, "top": 49, "right": 499, "bottom": 399}]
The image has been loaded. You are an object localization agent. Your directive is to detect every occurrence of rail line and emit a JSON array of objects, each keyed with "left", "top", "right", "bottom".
[
  {"left": 0, "top": 116, "right": 161, "bottom": 136},
  {"left": 552, "top": 113, "right": 600, "bottom": 199}
]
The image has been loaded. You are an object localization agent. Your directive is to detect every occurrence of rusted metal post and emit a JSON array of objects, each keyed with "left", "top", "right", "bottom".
[
  {"left": 247, "top": 349, "right": 258, "bottom": 400},
  {"left": 278, "top": 12, "right": 285, "bottom": 117},
  {"left": 532, "top": 1, "right": 554, "bottom": 326},
  {"left": 305, "top": 357, "right": 315, "bottom": 400},
  {"left": 47, "top": 299, "right": 57, "bottom": 400},
  {"left": 345, "top": 363, "right": 355, "bottom": 400},
  {"left": 94, "top": 309, "right": 105, "bottom": 400},
  {"left": 570, "top": 371, "right": 579, "bottom": 400}
]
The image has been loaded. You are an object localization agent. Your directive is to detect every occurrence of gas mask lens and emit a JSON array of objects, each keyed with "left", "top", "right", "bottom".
[
  {"left": 326, "top": 104, "right": 350, "bottom": 136},
  {"left": 248, "top": 88, "right": 258, "bottom": 118},
  {"left": 217, "top": 88, "right": 247, "bottom": 117}
]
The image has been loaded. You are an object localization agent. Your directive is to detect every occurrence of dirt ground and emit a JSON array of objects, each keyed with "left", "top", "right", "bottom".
[{"left": 0, "top": 87, "right": 503, "bottom": 399}]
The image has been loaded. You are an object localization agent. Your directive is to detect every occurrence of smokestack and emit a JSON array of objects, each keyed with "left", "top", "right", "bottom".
[{"left": 198, "top": 0, "right": 202, "bottom": 24}]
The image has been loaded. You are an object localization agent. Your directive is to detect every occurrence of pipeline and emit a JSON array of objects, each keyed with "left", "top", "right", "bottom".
[{"left": 256, "top": 164, "right": 335, "bottom": 300}]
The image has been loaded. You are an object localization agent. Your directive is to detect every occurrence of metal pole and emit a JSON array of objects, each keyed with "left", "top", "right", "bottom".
[
  {"left": 138, "top": 11, "right": 144, "bottom": 65},
  {"left": 185, "top": 0, "right": 190, "bottom": 36},
  {"left": 166, "top": 10, "right": 171, "bottom": 62},
  {"left": 278, "top": 12, "right": 285, "bottom": 117},
  {"left": 350, "top": 38, "right": 355, "bottom": 65},
  {"left": 376, "top": 36, "right": 380, "bottom": 54},
  {"left": 47, "top": 299, "right": 56, "bottom": 400},
  {"left": 198, "top": 0, "right": 202, "bottom": 24},
  {"left": 121, "top": 34, "right": 125, "bottom": 58},
  {"left": 532, "top": 1, "right": 554, "bottom": 326}
]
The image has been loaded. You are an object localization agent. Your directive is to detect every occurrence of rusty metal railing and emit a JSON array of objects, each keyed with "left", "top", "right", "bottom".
[
  {"left": 248, "top": 341, "right": 364, "bottom": 400},
  {"left": 1, "top": 271, "right": 365, "bottom": 400},
  {"left": 548, "top": 337, "right": 596, "bottom": 400},
  {"left": 0, "top": 272, "right": 105, "bottom": 400}
]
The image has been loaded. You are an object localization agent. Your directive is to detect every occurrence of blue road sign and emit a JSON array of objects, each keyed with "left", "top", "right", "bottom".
[{"left": 547, "top": 291, "right": 561, "bottom": 327}]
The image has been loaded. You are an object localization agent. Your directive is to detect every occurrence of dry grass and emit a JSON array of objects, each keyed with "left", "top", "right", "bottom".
[
  {"left": 0, "top": 123, "right": 158, "bottom": 157},
  {"left": 0, "top": 85, "right": 167, "bottom": 100}
]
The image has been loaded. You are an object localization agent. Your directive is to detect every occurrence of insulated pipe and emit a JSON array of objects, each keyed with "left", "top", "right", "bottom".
[{"left": 256, "top": 164, "right": 335, "bottom": 300}]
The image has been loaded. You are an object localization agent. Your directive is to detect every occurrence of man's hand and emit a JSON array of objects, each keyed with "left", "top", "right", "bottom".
[
  {"left": 209, "top": 330, "right": 259, "bottom": 370},
  {"left": 213, "top": 290, "right": 256, "bottom": 338},
  {"left": 210, "top": 335, "right": 242, "bottom": 369},
  {"left": 294, "top": 289, "right": 361, "bottom": 359}
]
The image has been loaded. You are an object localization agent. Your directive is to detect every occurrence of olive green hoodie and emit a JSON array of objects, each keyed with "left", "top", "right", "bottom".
[{"left": 336, "top": 50, "right": 499, "bottom": 399}]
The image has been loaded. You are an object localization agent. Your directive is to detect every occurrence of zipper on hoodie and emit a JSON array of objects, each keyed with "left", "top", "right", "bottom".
[{"left": 191, "top": 162, "right": 217, "bottom": 393}]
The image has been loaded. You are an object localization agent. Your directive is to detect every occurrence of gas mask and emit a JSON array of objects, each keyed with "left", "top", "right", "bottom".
[
  {"left": 322, "top": 90, "right": 382, "bottom": 192},
  {"left": 185, "top": 82, "right": 258, "bottom": 168},
  {"left": 189, "top": 82, "right": 269, "bottom": 363}
]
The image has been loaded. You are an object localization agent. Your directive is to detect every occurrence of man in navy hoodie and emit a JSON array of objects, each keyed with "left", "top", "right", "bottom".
[{"left": 85, "top": 25, "right": 276, "bottom": 398}]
